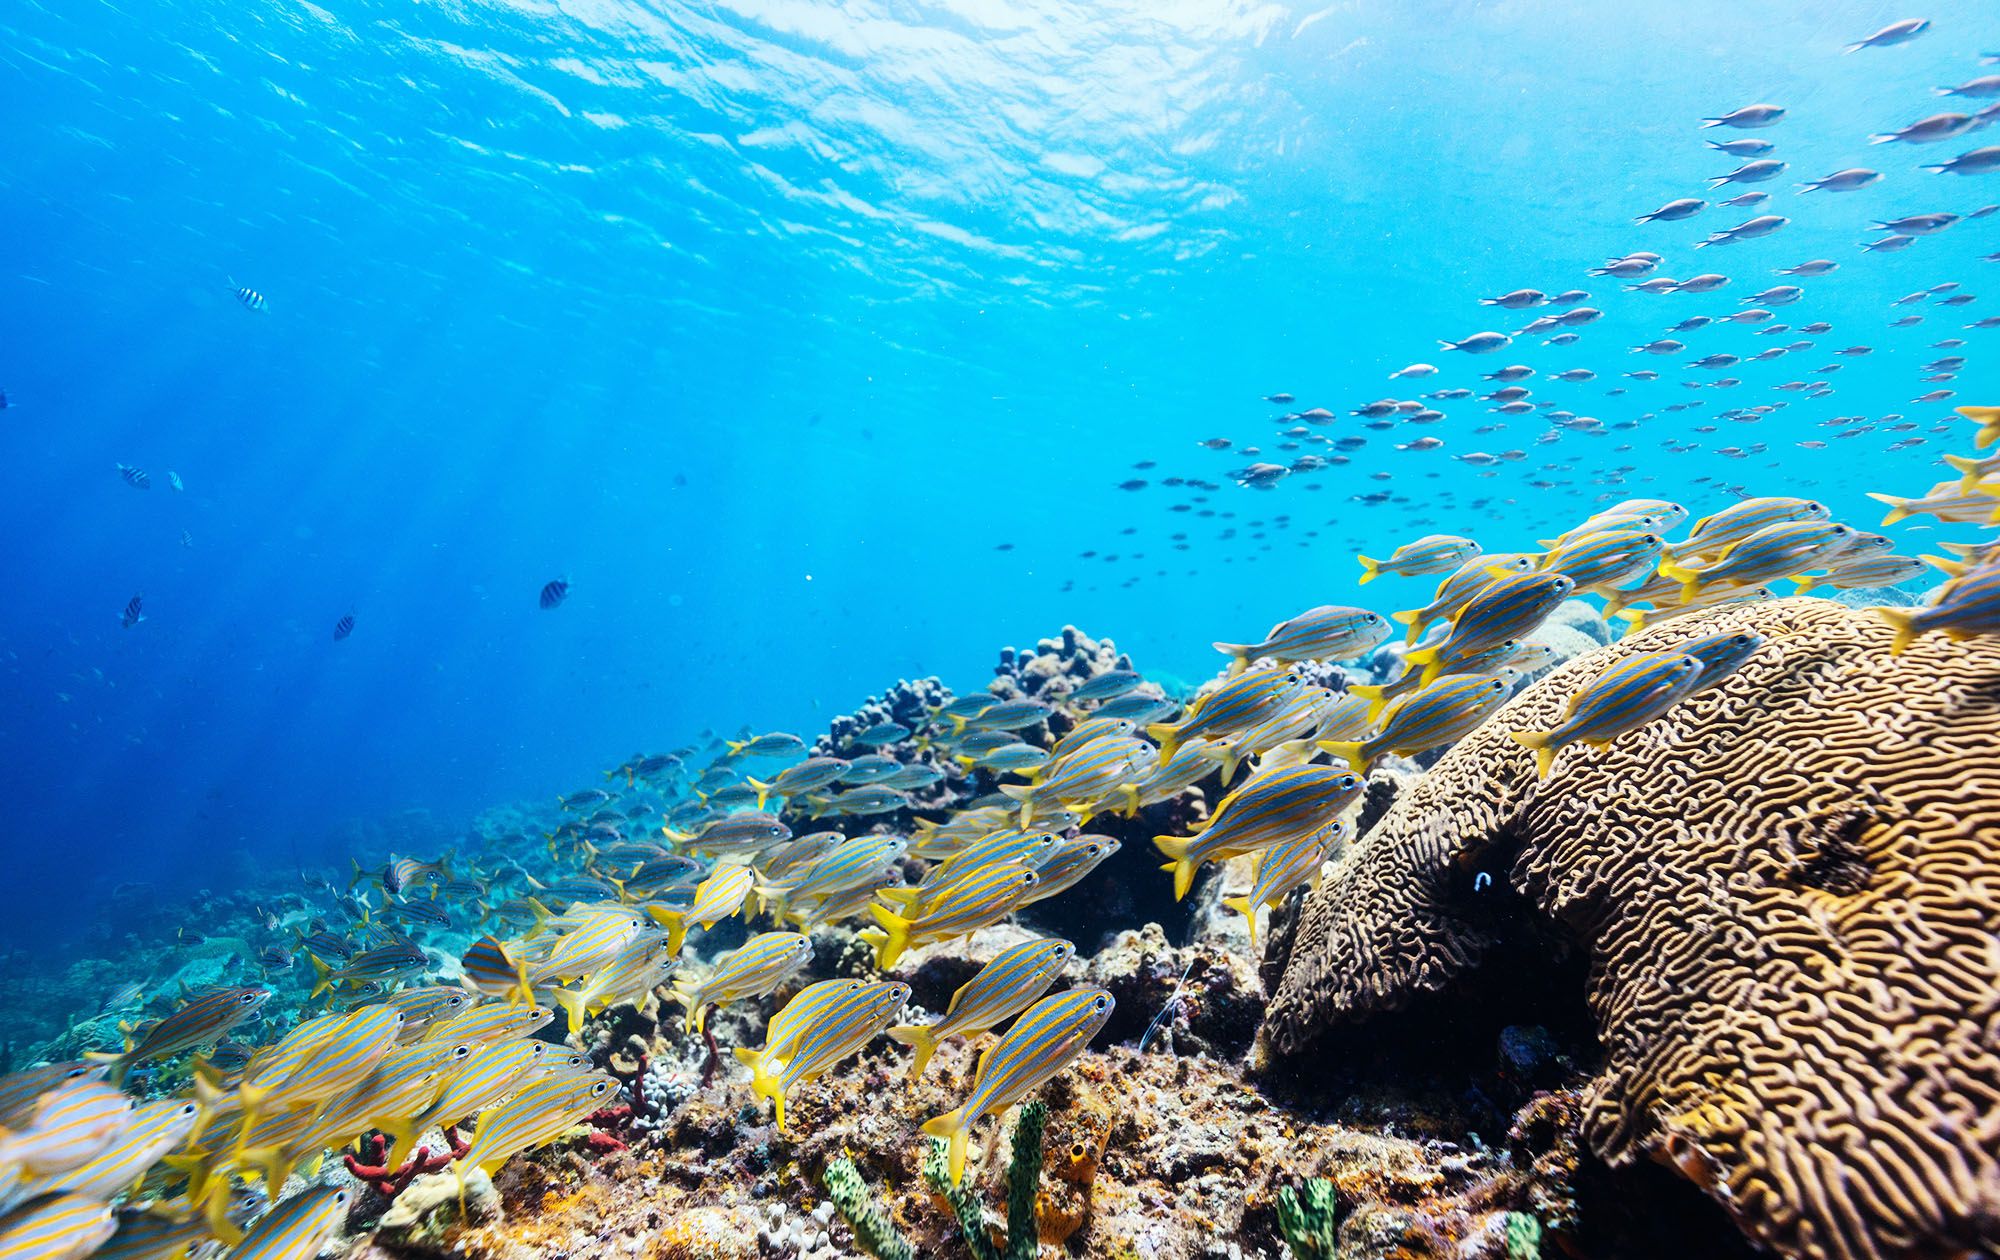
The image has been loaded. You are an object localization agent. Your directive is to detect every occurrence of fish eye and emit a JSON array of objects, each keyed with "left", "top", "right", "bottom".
[
  {"left": 240, "top": 993, "right": 258, "bottom": 1004},
  {"left": 1093, "top": 997, "right": 1108, "bottom": 1009}
]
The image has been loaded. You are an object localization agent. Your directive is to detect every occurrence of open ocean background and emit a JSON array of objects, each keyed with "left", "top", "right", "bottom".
[{"left": 1, "top": 0, "right": 1993, "bottom": 947}]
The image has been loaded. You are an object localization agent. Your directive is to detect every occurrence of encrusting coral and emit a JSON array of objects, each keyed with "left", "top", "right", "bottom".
[{"left": 1264, "top": 597, "right": 2000, "bottom": 1260}]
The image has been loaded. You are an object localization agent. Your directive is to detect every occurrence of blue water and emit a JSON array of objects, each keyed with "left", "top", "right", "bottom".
[{"left": 1, "top": 0, "right": 1993, "bottom": 945}]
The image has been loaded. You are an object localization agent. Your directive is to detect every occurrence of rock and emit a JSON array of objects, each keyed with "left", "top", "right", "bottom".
[{"left": 376, "top": 1168, "right": 502, "bottom": 1241}]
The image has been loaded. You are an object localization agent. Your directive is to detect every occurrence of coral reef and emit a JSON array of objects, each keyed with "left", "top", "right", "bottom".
[{"left": 1266, "top": 598, "right": 2000, "bottom": 1260}]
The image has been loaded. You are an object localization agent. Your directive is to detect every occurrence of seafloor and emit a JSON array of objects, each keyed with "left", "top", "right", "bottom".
[{"left": 7, "top": 598, "right": 1995, "bottom": 1260}]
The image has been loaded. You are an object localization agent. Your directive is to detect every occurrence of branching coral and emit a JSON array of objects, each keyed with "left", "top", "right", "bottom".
[
  {"left": 1264, "top": 598, "right": 2000, "bottom": 1260},
  {"left": 344, "top": 1128, "right": 471, "bottom": 1200}
]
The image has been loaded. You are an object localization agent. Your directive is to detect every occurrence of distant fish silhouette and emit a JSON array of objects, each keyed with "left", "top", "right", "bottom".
[
  {"left": 333, "top": 614, "right": 355, "bottom": 641},
  {"left": 117, "top": 464, "right": 150, "bottom": 489},
  {"left": 539, "top": 578, "right": 570, "bottom": 610},
  {"left": 121, "top": 595, "right": 145, "bottom": 628},
  {"left": 229, "top": 277, "right": 268, "bottom": 312}
]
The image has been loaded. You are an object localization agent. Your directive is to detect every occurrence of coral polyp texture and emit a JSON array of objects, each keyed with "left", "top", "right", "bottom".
[{"left": 1264, "top": 597, "right": 2000, "bottom": 1260}]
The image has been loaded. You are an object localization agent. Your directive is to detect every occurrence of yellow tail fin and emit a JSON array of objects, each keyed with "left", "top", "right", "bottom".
[
  {"left": 867, "top": 904, "right": 913, "bottom": 971},
  {"left": 1921, "top": 554, "right": 1968, "bottom": 579},
  {"left": 1145, "top": 722, "right": 1182, "bottom": 761},
  {"left": 1875, "top": 607, "right": 1920, "bottom": 656},
  {"left": 1789, "top": 574, "right": 1818, "bottom": 595},
  {"left": 920, "top": 1109, "right": 970, "bottom": 1185},
  {"left": 1152, "top": 835, "right": 1198, "bottom": 901},
  {"left": 1865, "top": 491, "right": 1910, "bottom": 526},
  {"left": 1315, "top": 739, "right": 1372, "bottom": 775},
  {"left": 1942, "top": 452, "right": 1985, "bottom": 490},
  {"left": 1655, "top": 560, "right": 1702, "bottom": 605},
  {"left": 1211, "top": 642, "right": 1252, "bottom": 678},
  {"left": 1357, "top": 554, "right": 1383, "bottom": 584},
  {"left": 551, "top": 987, "right": 590, "bottom": 1037},
  {"left": 1222, "top": 894, "right": 1262, "bottom": 948},
  {"left": 1509, "top": 729, "right": 1558, "bottom": 780},
  {"left": 886, "top": 1023, "right": 940, "bottom": 1080},
  {"left": 307, "top": 953, "right": 333, "bottom": 999}
]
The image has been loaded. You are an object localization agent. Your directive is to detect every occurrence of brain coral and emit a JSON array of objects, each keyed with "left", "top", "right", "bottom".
[{"left": 1263, "top": 597, "right": 2000, "bottom": 1260}]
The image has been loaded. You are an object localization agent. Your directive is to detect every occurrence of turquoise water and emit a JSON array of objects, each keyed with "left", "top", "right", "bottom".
[{"left": 0, "top": 0, "right": 1993, "bottom": 943}]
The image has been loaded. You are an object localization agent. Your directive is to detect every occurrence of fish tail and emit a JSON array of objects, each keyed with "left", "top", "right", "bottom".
[
  {"left": 747, "top": 777, "right": 772, "bottom": 810},
  {"left": 307, "top": 952, "right": 333, "bottom": 998},
  {"left": 551, "top": 987, "right": 590, "bottom": 1036},
  {"left": 1655, "top": 560, "right": 1702, "bottom": 605},
  {"left": 725, "top": 739, "right": 746, "bottom": 755},
  {"left": 887, "top": 1023, "right": 939, "bottom": 1080},
  {"left": 1315, "top": 739, "right": 1372, "bottom": 775},
  {"left": 867, "top": 904, "right": 912, "bottom": 971},
  {"left": 1921, "top": 554, "right": 1969, "bottom": 579},
  {"left": 1152, "top": 835, "right": 1198, "bottom": 902},
  {"left": 1941, "top": 454, "right": 1982, "bottom": 490},
  {"left": 1866, "top": 492, "right": 1911, "bottom": 525},
  {"left": 1210, "top": 642, "right": 1251, "bottom": 678},
  {"left": 1144, "top": 723, "right": 1181, "bottom": 761},
  {"left": 1509, "top": 730, "right": 1558, "bottom": 780},
  {"left": 1789, "top": 573, "right": 1818, "bottom": 595},
  {"left": 1356, "top": 554, "right": 1382, "bottom": 584},
  {"left": 1874, "top": 607, "right": 1921, "bottom": 656},
  {"left": 1218, "top": 746, "right": 1242, "bottom": 784},
  {"left": 920, "top": 1109, "right": 971, "bottom": 1185},
  {"left": 947, "top": 715, "right": 969, "bottom": 736}
]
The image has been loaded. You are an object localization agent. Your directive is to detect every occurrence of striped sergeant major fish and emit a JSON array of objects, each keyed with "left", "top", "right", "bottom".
[
  {"left": 1153, "top": 764, "right": 1361, "bottom": 901},
  {"left": 1211, "top": 605, "right": 1391, "bottom": 677},
  {"left": 228, "top": 280, "right": 268, "bottom": 313},
  {"left": 921, "top": 985, "right": 1113, "bottom": 1185},
  {"left": 120, "top": 596, "right": 145, "bottom": 629},
  {"left": 886, "top": 938, "right": 1074, "bottom": 1080},
  {"left": 116, "top": 464, "right": 150, "bottom": 490},
  {"left": 1404, "top": 572, "right": 1573, "bottom": 687},
  {"left": 1509, "top": 652, "right": 1707, "bottom": 779},
  {"left": 1320, "top": 672, "right": 1518, "bottom": 776}
]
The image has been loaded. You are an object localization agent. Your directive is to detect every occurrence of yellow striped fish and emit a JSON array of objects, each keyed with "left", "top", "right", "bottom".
[
  {"left": 646, "top": 865, "right": 755, "bottom": 954},
  {"left": 0, "top": 1193, "right": 117, "bottom": 1260},
  {"left": 92, "top": 1206, "right": 210, "bottom": 1260},
  {"left": 410, "top": 1038, "right": 547, "bottom": 1134},
  {"left": 886, "top": 938, "right": 1073, "bottom": 1080},
  {"left": 730, "top": 979, "right": 867, "bottom": 1099},
  {"left": 749, "top": 982, "right": 909, "bottom": 1130},
  {"left": 427, "top": 1002, "right": 554, "bottom": 1047},
  {"left": 670, "top": 932, "right": 812, "bottom": 1034},
  {"left": 452, "top": 1072, "right": 618, "bottom": 1179},
  {"left": 0, "top": 1080, "right": 132, "bottom": 1176},
  {"left": 1152, "top": 765, "right": 1360, "bottom": 901},
  {"left": 221, "top": 1185, "right": 348, "bottom": 1260},
  {"left": 1510, "top": 652, "right": 1705, "bottom": 778},
  {"left": 1222, "top": 822, "right": 1341, "bottom": 948},
  {"left": 20, "top": 1097, "right": 198, "bottom": 1202},
  {"left": 921, "top": 985, "right": 1113, "bottom": 1185},
  {"left": 863, "top": 864, "right": 1039, "bottom": 970},
  {"left": 1319, "top": 673, "right": 1514, "bottom": 775}
]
